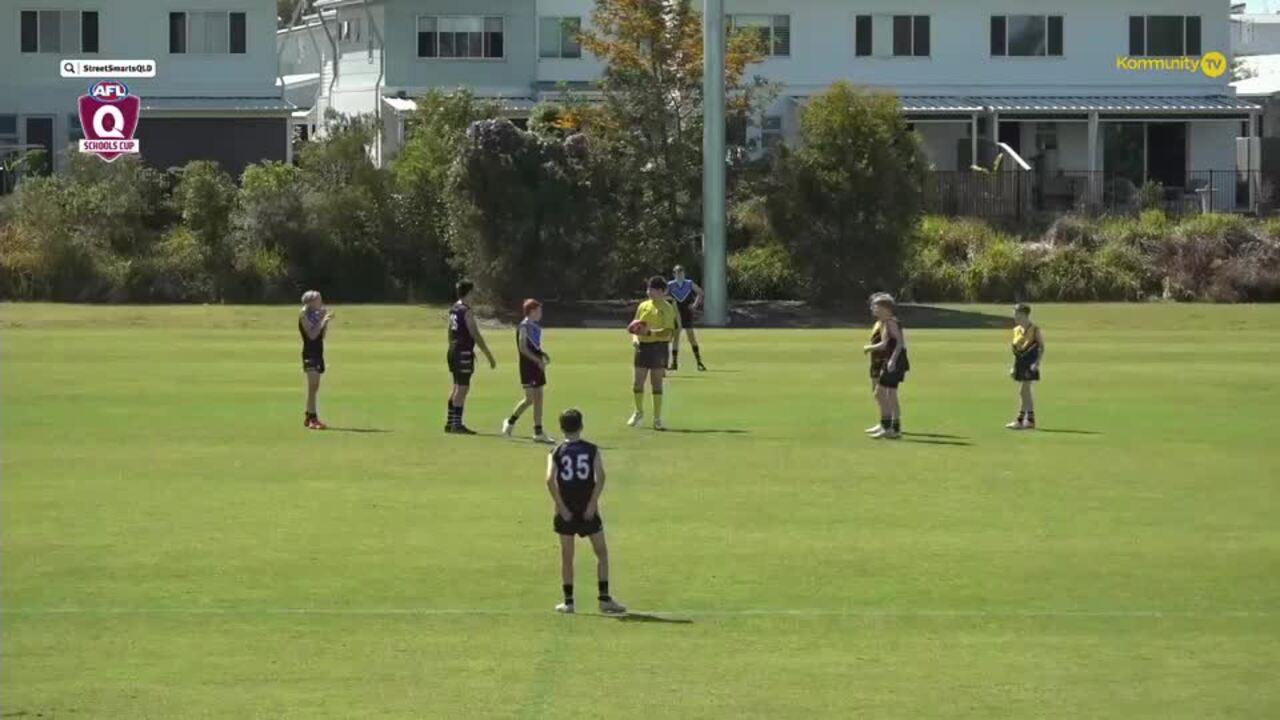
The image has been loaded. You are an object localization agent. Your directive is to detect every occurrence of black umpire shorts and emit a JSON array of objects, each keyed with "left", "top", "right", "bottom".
[
  {"left": 554, "top": 511, "right": 604, "bottom": 537},
  {"left": 634, "top": 342, "right": 669, "bottom": 370},
  {"left": 447, "top": 348, "right": 475, "bottom": 386}
]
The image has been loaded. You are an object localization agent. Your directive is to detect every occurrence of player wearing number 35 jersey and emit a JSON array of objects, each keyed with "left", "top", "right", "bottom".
[{"left": 546, "top": 409, "right": 626, "bottom": 615}]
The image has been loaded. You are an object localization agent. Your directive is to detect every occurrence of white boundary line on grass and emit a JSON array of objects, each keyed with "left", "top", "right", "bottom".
[{"left": 0, "top": 608, "right": 1271, "bottom": 618}]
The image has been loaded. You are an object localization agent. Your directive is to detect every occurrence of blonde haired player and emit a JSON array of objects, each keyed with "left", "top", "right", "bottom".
[
  {"left": 298, "top": 290, "right": 334, "bottom": 430},
  {"left": 862, "top": 293, "right": 909, "bottom": 440},
  {"left": 1007, "top": 303, "right": 1045, "bottom": 430}
]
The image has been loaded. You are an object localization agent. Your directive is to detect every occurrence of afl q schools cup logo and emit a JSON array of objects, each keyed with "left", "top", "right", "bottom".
[{"left": 78, "top": 80, "right": 141, "bottom": 162}]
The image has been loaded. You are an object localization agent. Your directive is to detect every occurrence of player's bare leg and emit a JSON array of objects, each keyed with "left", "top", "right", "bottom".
[
  {"left": 870, "top": 385, "right": 890, "bottom": 439},
  {"left": 589, "top": 531, "right": 626, "bottom": 614},
  {"left": 650, "top": 367, "right": 666, "bottom": 431},
  {"left": 686, "top": 326, "right": 706, "bottom": 371},
  {"left": 531, "top": 388, "right": 554, "bottom": 443},
  {"left": 886, "top": 388, "right": 902, "bottom": 439},
  {"left": 556, "top": 534, "right": 576, "bottom": 613},
  {"left": 448, "top": 384, "right": 474, "bottom": 434},
  {"left": 305, "top": 372, "right": 324, "bottom": 429},
  {"left": 1021, "top": 381, "right": 1036, "bottom": 429},
  {"left": 670, "top": 328, "right": 682, "bottom": 371},
  {"left": 629, "top": 367, "right": 648, "bottom": 426},
  {"left": 503, "top": 393, "right": 532, "bottom": 437}
]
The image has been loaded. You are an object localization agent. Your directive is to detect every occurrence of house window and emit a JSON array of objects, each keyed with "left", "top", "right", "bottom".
[
  {"left": 20, "top": 10, "right": 99, "bottom": 54},
  {"left": 991, "top": 15, "right": 1063, "bottom": 57},
  {"left": 854, "top": 15, "right": 872, "bottom": 57},
  {"left": 68, "top": 113, "right": 83, "bottom": 143},
  {"left": 893, "top": 15, "right": 930, "bottom": 57},
  {"left": 729, "top": 15, "right": 790, "bottom": 57},
  {"left": 417, "top": 16, "right": 505, "bottom": 59},
  {"left": 0, "top": 115, "right": 17, "bottom": 144},
  {"left": 540, "top": 17, "right": 582, "bottom": 59},
  {"left": 762, "top": 116, "right": 783, "bottom": 151},
  {"left": 169, "top": 11, "right": 247, "bottom": 54},
  {"left": 1129, "top": 16, "right": 1201, "bottom": 56}
]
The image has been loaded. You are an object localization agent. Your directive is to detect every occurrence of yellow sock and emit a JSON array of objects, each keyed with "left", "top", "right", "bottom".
[
  {"left": 653, "top": 392, "right": 663, "bottom": 419},
  {"left": 633, "top": 391, "right": 644, "bottom": 414}
]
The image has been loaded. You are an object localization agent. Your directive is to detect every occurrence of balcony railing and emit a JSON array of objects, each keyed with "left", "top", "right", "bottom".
[{"left": 923, "top": 170, "right": 1266, "bottom": 219}]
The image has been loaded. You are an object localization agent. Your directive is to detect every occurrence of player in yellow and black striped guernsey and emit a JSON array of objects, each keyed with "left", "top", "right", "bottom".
[
  {"left": 628, "top": 276, "right": 679, "bottom": 431},
  {"left": 1007, "top": 303, "right": 1045, "bottom": 430}
]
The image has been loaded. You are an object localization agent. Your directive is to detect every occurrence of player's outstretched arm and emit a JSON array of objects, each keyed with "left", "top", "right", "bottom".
[
  {"left": 467, "top": 311, "right": 496, "bottom": 368},
  {"left": 299, "top": 309, "right": 326, "bottom": 340},
  {"left": 546, "top": 455, "right": 570, "bottom": 519},
  {"left": 585, "top": 452, "right": 606, "bottom": 519}
]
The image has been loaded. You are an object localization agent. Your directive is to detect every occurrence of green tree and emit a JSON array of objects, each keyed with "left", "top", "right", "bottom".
[
  {"left": 175, "top": 161, "right": 237, "bottom": 300},
  {"left": 580, "top": 0, "right": 773, "bottom": 284},
  {"left": 391, "top": 90, "right": 499, "bottom": 300},
  {"left": 767, "top": 83, "right": 926, "bottom": 304}
]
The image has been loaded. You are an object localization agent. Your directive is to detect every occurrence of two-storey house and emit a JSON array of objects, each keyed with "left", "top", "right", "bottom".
[
  {"left": 2, "top": 0, "right": 293, "bottom": 177},
  {"left": 289, "top": 0, "right": 1259, "bottom": 210}
]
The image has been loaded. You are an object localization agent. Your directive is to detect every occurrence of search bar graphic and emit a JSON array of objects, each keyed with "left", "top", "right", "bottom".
[{"left": 61, "top": 60, "right": 157, "bottom": 78}]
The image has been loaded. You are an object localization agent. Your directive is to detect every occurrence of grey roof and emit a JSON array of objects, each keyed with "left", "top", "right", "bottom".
[
  {"left": 897, "top": 96, "right": 985, "bottom": 113},
  {"left": 968, "top": 95, "right": 1260, "bottom": 113},
  {"left": 140, "top": 97, "right": 295, "bottom": 113}
]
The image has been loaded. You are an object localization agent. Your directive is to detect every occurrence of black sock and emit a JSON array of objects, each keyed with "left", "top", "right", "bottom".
[
  {"left": 534, "top": 425, "right": 543, "bottom": 435},
  {"left": 692, "top": 345, "right": 702, "bottom": 362},
  {"left": 892, "top": 418, "right": 901, "bottom": 433},
  {"left": 508, "top": 415, "right": 519, "bottom": 425},
  {"left": 1026, "top": 412, "right": 1036, "bottom": 424},
  {"left": 672, "top": 350, "right": 679, "bottom": 363},
  {"left": 447, "top": 400, "right": 455, "bottom": 426},
  {"left": 456, "top": 403, "right": 465, "bottom": 427},
  {"left": 562, "top": 584, "right": 573, "bottom": 604},
  {"left": 598, "top": 580, "right": 610, "bottom": 601},
  {"left": 1017, "top": 411, "right": 1026, "bottom": 422},
  {"left": 881, "top": 416, "right": 891, "bottom": 430},
  {"left": 306, "top": 412, "right": 316, "bottom": 419}
]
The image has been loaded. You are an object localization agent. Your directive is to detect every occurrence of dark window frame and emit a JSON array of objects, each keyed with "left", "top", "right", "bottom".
[
  {"left": 854, "top": 15, "right": 872, "bottom": 57},
  {"left": 990, "top": 14, "right": 1064, "bottom": 57},
  {"left": 1129, "top": 15, "right": 1203, "bottom": 57},
  {"left": 892, "top": 15, "right": 931, "bottom": 57},
  {"left": 20, "top": 9, "right": 98, "bottom": 54},
  {"left": 416, "top": 15, "right": 506, "bottom": 59}
]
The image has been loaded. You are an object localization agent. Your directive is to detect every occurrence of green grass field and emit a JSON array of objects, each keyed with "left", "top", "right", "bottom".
[{"left": 3, "top": 303, "right": 1279, "bottom": 719}]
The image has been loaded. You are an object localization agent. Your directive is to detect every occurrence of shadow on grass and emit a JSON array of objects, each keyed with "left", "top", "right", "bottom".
[
  {"left": 585, "top": 612, "right": 694, "bottom": 625},
  {"left": 1036, "top": 429, "right": 1103, "bottom": 436},
  {"left": 327, "top": 427, "right": 393, "bottom": 434},
  {"left": 661, "top": 428, "right": 749, "bottom": 435},
  {"left": 902, "top": 432, "right": 969, "bottom": 440},
  {"left": 899, "top": 438, "right": 973, "bottom": 447}
]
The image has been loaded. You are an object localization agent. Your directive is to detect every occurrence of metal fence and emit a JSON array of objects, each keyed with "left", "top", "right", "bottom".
[{"left": 923, "top": 170, "right": 1267, "bottom": 220}]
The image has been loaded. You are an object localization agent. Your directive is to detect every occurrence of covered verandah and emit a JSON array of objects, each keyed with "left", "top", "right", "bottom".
[{"left": 903, "top": 95, "right": 1261, "bottom": 214}]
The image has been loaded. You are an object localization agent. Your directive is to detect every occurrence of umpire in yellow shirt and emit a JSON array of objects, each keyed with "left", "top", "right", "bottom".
[{"left": 628, "top": 276, "right": 678, "bottom": 431}]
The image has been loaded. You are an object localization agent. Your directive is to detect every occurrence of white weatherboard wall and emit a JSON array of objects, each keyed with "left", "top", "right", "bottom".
[
  {"left": 2, "top": 0, "right": 281, "bottom": 170},
  {"left": 381, "top": 0, "right": 536, "bottom": 98},
  {"left": 535, "top": 0, "right": 604, "bottom": 84},
  {"left": 726, "top": 0, "right": 1231, "bottom": 97}
]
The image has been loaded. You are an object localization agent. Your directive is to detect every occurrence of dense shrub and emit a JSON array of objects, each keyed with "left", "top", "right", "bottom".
[
  {"left": 1031, "top": 245, "right": 1100, "bottom": 301},
  {"left": 767, "top": 83, "right": 926, "bottom": 304},
  {"left": 728, "top": 243, "right": 804, "bottom": 300}
]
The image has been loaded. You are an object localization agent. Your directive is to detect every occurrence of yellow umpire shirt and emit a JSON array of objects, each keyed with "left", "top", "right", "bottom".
[{"left": 634, "top": 299, "right": 677, "bottom": 344}]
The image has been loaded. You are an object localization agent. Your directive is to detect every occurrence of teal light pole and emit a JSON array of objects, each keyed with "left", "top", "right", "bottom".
[{"left": 702, "top": 0, "right": 727, "bottom": 326}]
